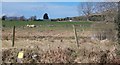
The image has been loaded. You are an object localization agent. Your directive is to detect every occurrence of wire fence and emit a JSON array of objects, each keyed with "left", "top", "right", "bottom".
[{"left": 2, "top": 22, "right": 118, "bottom": 47}]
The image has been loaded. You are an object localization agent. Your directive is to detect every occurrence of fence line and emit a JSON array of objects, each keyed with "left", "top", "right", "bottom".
[
  {"left": 12, "top": 26, "right": 15, "bottom": 47},
  {"left": 73, "top": 25, "right": 79, "bottom": 47},
  {"left": 9, "top": 24, "right": 117, "bottom": 47}
]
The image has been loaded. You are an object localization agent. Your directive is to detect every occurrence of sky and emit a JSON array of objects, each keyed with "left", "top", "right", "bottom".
[
  {"left": 2, "top": 0, "right": 119, "bottom": 2},
  {"left": 2, "top": 2, "right": 81, "bottom": 19},
  {"left": 1, "top": 0, "right": 119, "bottom": 19}
]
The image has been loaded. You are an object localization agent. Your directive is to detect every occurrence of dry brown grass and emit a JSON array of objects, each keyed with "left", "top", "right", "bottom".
[{"left": 2, "top": 22, "right": 119, "bottom": 63}]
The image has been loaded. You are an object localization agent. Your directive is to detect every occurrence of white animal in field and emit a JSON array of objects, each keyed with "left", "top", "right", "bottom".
[
  {"left": 26, "top": 24, "right": 36, "bottom": 28},
  {"left": 69, "top": 20, "right": 72, "bottom": 22}
]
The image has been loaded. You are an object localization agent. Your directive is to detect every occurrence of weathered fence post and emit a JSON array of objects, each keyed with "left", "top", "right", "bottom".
[
  {"left": 72, "top": 25, "right": 79, "bottom": 47},
  {"left": 12, "top": 26, "right": 15, "bottom": 47}
]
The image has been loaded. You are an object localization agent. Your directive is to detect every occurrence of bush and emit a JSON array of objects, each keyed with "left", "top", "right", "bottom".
[{"left": 91, "top": 22, "right": 116, "bottom": 41}]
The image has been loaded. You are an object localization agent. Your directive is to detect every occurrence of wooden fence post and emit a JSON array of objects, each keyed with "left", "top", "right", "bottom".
[
  {"left": 12, "top": 26, "right": 15, "bottom": 47},
  {"left": 73, "top": 25, "right": 79, "bottom": 47}
]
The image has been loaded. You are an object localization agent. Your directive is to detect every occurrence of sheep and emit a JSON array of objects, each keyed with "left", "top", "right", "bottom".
[{"left": 26, "top": 24, "right": 36, "bottom": 28}]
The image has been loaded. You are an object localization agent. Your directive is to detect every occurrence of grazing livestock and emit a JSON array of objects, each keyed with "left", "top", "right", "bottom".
[{"left": 26, "top": 24, "right": 36, "bottom": 28}]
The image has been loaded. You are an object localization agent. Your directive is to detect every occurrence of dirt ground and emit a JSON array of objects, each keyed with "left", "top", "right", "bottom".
[{"left": 2, "top": 27, "right": 120, "bottom": 63}]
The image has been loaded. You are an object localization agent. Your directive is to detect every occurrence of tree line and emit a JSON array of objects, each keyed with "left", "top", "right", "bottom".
[
  {"left": 1, "top": 2, "right": 119, "bottom": 22},
  {"left": 2, "top": 13, "right": 49, "bottom": 21}
]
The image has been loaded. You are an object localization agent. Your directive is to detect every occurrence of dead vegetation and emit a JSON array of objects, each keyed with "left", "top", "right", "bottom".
[
  {"left": 2, "top": 47, "right": 75, "bottom": 63},
  {"left": 2, "top": 23, "right": 120, "bottom": 63},
  {"left": 2, "top": 34, "right": 120, "bottom": 63},
  {"left": 2, "top": 43, "right": 120, "bottom": 63}
]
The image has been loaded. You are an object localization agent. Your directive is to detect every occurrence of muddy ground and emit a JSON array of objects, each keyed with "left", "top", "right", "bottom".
[{"left": 2, "top": 27, "right": 120, "bottom": 63}]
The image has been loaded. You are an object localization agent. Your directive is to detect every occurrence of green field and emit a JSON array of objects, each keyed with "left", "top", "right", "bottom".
[
  {"left": 2, "top": 21, "right": 93, "bottom": 31},
  {"left": 2, "top": 21, "right": 92, "bottom": 27}
]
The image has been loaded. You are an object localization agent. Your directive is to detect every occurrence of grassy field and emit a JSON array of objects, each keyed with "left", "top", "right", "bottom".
[
  {"left": 2, "top": 21, "right": 92, "bottom": 27},
  {"left": 2, "top": 21, "right": 119, "bottom": 63},
  {"left": 2, "top": 21, "right": 93, "bottom": 31}
]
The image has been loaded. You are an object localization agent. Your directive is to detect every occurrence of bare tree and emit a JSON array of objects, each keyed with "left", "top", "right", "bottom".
[
  {"left": 78, "top": 2, "right": 96, "bottom": 21},
  {"left": 96, "top": 2, "right": 118, "bottom": 22}
]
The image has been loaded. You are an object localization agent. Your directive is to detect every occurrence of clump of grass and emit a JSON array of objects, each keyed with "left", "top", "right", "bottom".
[{"left": 91, "top": 22, "right": 116, "bottom": 41}]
